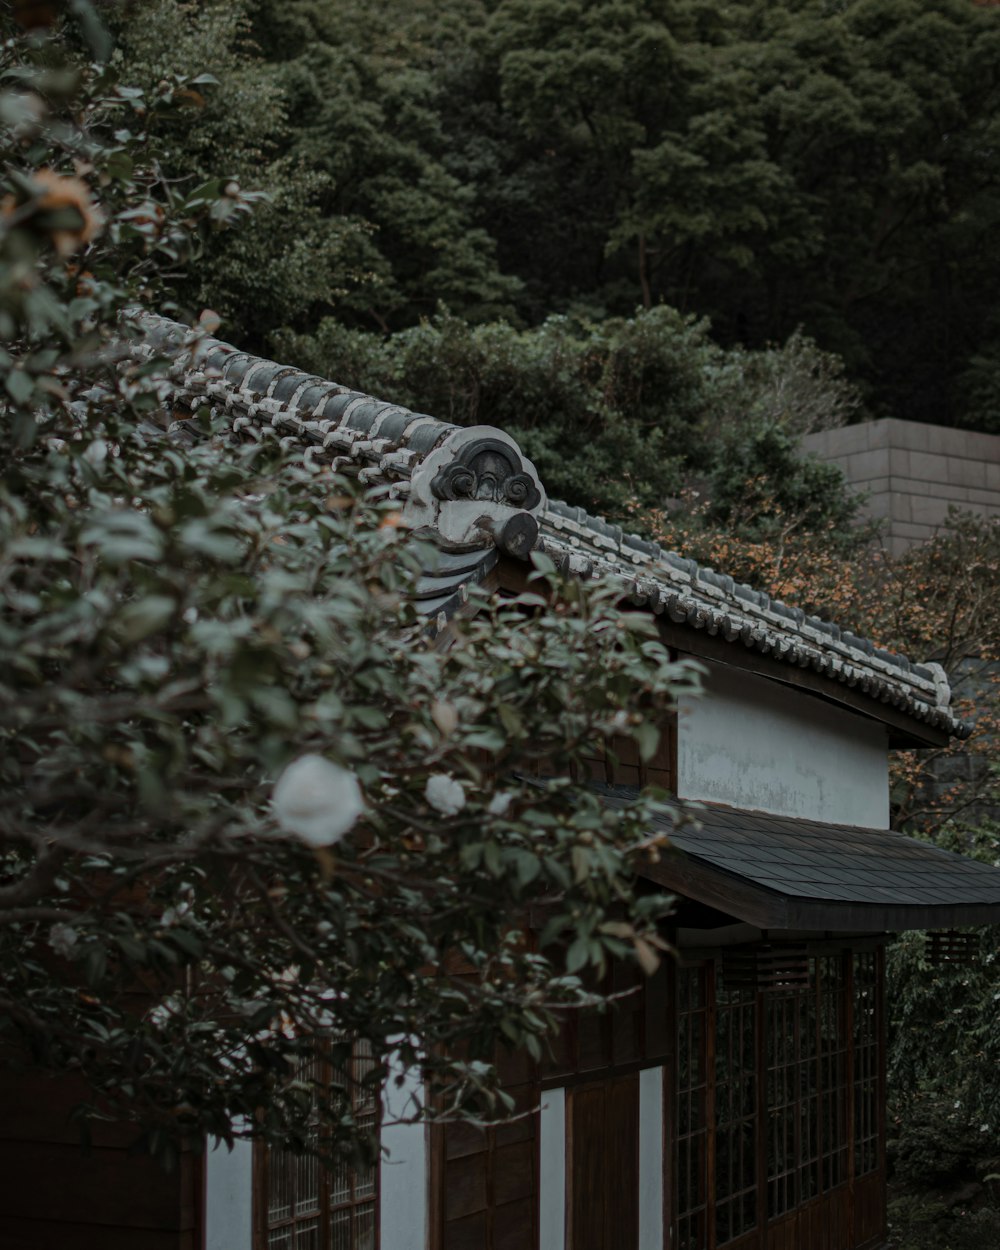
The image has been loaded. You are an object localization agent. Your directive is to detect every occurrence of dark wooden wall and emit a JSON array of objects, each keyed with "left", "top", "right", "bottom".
[
  {"left": 431, "top": 1046, "right": 538, "bottom": 1250},
  {"left": 566, "top": 1073, "right": 639, "bottom": 1250},
  {"left": 430, "top": 942, "right": 887, "bottom": 1250},
  {"left": 0, "top": 1067, "right": 201, "bottom": 1250}
]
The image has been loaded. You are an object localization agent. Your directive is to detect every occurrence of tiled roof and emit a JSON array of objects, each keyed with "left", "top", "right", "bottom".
[
  {"left": 541, "top": 501, "right": 967, "bottom": 739},
  {"left": 126, "top": 313, "right": 968, "bottom": 741},
  {"left": 132, "top": 312, "right": 462, "bottom": 492},
  {"left": 598, "top": 787, "right": 1000, "bottom": 931}
]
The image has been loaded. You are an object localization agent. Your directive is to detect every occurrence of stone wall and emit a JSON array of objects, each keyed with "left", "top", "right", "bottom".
[{"left": 802, "top": 418, "right": 1000, "bottom": 555}]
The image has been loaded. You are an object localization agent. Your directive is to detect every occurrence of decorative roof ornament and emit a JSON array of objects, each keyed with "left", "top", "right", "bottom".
[{"left": 406, "top": 427, "right": 545, "bottom": 555}]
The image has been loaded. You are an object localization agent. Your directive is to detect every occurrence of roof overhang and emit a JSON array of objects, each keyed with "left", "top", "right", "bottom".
[
  {"left": 654, "top": 623, "right": 951, "bottom": 749},
  {"left": 599, "top": 789, "right": 1000, "bottom": 932}
]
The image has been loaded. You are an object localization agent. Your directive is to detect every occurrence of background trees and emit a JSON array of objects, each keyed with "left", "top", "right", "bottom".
[
  {"left": 111, "top": 0, "right": 1000, "bottom": 435},
  {"left": 274, "top": 306, "right": 861, "bottom": 522}
]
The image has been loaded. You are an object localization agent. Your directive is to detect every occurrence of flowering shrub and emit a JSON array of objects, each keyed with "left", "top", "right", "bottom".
[{"left": 0, "top": 5, "right": 700, "bottom": 1166}]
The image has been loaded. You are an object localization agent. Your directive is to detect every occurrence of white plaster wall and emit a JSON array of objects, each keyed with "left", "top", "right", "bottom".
[
  {"left": 539, "top": 1087, "right": 566, "bottom": 1250},
  {"left": 380, "top": 1054, "right": 428, "bottom": 1250},
  {"left": 638, "top": 1066, "right": 664, "bottom": 1250},
  {"left": 204, "top": 1135, "right": 254, "bottom": 1250},
  {"left": 678, "top": 661, "right": 890, "bottom": 827}
]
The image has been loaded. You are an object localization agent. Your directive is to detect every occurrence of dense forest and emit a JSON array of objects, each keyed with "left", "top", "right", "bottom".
[{"left": 113, "top": 0, "right": 1000, "bottom": 436}]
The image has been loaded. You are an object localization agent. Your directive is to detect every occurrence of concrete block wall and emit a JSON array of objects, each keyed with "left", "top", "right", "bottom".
[{"left": 802, "top": 419, "right": 1000, "bottom": 556}]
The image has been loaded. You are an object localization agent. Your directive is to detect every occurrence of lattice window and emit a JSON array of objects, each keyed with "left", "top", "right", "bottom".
[
  {"left": 853, "top": 951, "right": 880, "bottom": 1178},
  {"left": 676, "top": 963, "right": 709, "bottom": 1250},
  {"left": 714, "top": 981, "right": 757, "bottom": 1246},
  {"left": 258, "top": 1042, "right": 379, "bottom": 1250},
  {"left": 764, "top": 962, "right": 819, "bottom": 1218},
  {"left": 671, "top": 944, "right": 885, "bottom": 1250},
  {"left": 818, "top": 954, "right": 849, "bottom": 1192}
]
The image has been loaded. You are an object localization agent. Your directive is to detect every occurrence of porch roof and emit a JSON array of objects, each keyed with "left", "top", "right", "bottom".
[{"left": 599, "top": 788, "right": 1000, "bottom": 931}]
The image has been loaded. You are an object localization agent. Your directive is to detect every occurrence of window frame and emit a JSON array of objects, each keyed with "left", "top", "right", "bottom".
[{"left": 253, "top": 1040, "right": 381, "bottom": 1250}]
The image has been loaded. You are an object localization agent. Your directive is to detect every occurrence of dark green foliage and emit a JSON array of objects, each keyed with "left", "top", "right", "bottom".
[
  {"left": 889, "top": 1092, "right": 992, "bottom": 1191},
  {"left": 887, "top": 826, "right": 1000, "bottom": 1191},
  {"left": 0, "top": 7, "right": 701, "bottom": 1163},
  {"left": 887, "top": 1192, "right": 1000, "bottom": 1250},
  {"left": 702, "top": 424, "right": 857, "bottom": 536},
  {"left": 273, "top": 306, "right": 861, "bottom": 527},
  {"left": 110, "top": 0, "right": 377, "bottom": 337},
  {"left": 113, "top": 0, "right": 520, "bottom": 339},
  {"left": 479, "top": 0, "right": 1000, "bottom": 429},
  {"left": 108, "top": 0, "right": 1000, "bottom": 432},
  {"left": 885, "top": 825, "right": 1000, "bottom": 1241}
]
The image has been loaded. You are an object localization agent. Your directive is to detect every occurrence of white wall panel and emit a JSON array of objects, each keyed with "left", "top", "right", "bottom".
[
  {"left": 204, "top": 1135, "right": 254, "bottom": 1250},
  {"left": 638, "top": 1066, "right": 664, "bottom": 1250},
  {"left": 678, "top": 661, "right": 889, "bottom": 827},
  {"left": 539, "top": 1087, "right": 566, "bottom": 1250},
  {"left": 380, "top": 1053, "right": 428, "bottom": 1250}
]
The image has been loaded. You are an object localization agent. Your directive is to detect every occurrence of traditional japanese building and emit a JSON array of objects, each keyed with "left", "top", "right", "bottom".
[{"left": 7, "top": 316, "right": 1000, "bottom": 1250}]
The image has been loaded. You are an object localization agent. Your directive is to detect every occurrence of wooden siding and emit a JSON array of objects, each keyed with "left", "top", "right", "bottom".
[
  {"left": 431, "top": 941, "right": 887, "bottom": 1250},
  {"left": 431, "top": 1047, "right": 539, "bottom": 1250},
  {"left": 566, "top": 1074, "right": 639, "bottom": 1250},
  {"left": 542, "top": 957, "right": 670, "bottom": 1088},
  {"left": 0, "top": 1067, "right": 201, "bottom": 1250}
]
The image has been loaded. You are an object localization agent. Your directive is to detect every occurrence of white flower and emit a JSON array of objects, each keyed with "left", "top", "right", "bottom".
[
  {"left": 48, "top": 923, "right": 78, "bottom": 958},
  {"left": 425, "top": 773, "right": 466, "bottom": 816},
  {"left": 160, "top": 901, "right": 190, "bottom": 927},
  {"left": 148, "top": 995, "right": 181, "bottom": 1028},
  {"left": 272, "top": 754, "right": 364, "bottom": 847},
  {"left": 487, "top": 791, "right": 514, "bottom": 816}
]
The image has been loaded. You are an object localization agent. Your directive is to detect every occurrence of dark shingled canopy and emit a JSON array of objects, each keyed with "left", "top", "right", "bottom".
[{"left": 597, "top": 787, "right": 1000, "bottom": 931}]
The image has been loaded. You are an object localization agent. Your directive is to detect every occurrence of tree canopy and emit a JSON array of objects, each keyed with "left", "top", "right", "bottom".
[{"left": 111, "top": 0, "right": 1000, "bottom": 434}]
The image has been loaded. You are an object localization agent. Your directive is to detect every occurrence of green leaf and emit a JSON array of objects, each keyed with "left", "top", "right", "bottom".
[
  {"left": 483, "top": 842, "right": 502, "bottom": 877},
  {"left": 5, "top": 368, "right": 34, "bottom": 405},
  {"left": 566, "top": 937, "right": 590, "bottom": 974},
  {"left": 513, "top": 850, "right": 541, "bottom": 887},
  {"left": 498, "top": 703, "right": 523, "bottom": 737},
  {"left": 81, "top": 511, "right": 164, "bottom": 564},
  {"left": 116, "top": 596, "right": 175, "bottom": 643},
  {"left": 634, "top": 720, "right": 660, "bottom": 764}
]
